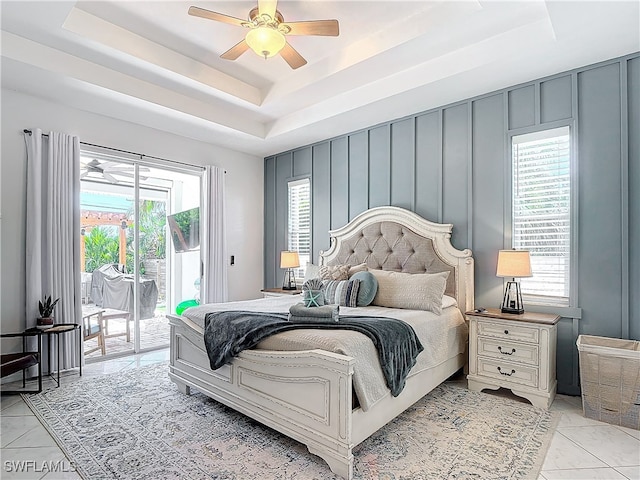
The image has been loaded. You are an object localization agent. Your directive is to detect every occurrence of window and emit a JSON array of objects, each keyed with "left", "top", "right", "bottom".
[
  {"left": 511, "top": 126, "right": 571, "bottom": 304},
  {"left": 287, "top": 178, "right": 311, "bottom": 280}
]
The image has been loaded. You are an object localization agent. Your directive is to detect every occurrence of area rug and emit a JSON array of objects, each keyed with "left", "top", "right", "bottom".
[{"left": 24, "top": 363, "right": 558, "bottom": 479}]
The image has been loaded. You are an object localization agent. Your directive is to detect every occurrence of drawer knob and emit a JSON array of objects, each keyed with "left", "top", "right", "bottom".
[
  {"left": 504, "top": 329, "right": 509, "bottom": 335},
  {"left": 498, "top": 346, "right": 516, "bottom": 355},
  {"left": 497, "top": 366, "right": 516, "bottom": 376}
]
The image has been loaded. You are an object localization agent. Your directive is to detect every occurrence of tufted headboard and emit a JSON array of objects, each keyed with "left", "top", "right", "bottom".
[{"left": 319, "top": 206, "right": 474, "bottom": 313}]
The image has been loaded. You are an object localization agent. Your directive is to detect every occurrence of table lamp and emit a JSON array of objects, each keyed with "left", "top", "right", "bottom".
[
  {"left": 280, "top": 251, "right": 300, "bottom": 290},
  {"left": 496, "top": 249, "right": 532, "bottom": 314}
]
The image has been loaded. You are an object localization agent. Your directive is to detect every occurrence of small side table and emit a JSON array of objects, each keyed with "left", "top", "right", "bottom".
[
  {"left": 25, "top": 323, "right": 82, "bottom": 387},
  {"left": 261, "top": 288, "right": 303, "bottom": 298},
  {"left": 466, "top": 308, "right": 560, "bottom": 409}
]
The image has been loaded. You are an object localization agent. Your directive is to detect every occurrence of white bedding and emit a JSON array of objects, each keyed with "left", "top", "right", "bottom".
[{"left": 182, "top": 296, "right": 467, "bottom": 411}]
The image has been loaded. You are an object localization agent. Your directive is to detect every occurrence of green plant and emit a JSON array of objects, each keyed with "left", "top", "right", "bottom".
[
  {"left": 84, "top": 226, "right": 120, "bottom": 272},
  {"left": 138, "top": 200, "right": 167, "bottom": 259},
  {"left": 38, "top": 296, "right": 59, "bottom": 318}
]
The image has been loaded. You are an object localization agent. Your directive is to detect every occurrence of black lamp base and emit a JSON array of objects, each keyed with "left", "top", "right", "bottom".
[
  {"left": 500, "top": 279, "right": 525, "bottom": 315},
  {"left": 501, "top": 306, "right": 525, "bottom": 315}
]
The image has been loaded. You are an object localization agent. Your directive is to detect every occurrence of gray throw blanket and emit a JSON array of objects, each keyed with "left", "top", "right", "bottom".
[
  {"left": 203, "top": 310, "right": 424, "bottom": 397},
  {"left": 288, "top": 303, "right": 339, "bottom": 322}
]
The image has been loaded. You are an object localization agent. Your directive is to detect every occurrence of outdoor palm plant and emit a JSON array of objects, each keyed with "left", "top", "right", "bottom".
[{"left": 84, "top": 226, "right": 120, "bottom": 272}]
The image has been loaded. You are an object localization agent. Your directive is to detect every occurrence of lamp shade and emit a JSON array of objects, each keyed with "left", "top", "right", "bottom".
[
  {"left": 245, "top": 27, "right": 286, "bottom": 58},
  {"left": 496, "top": 250, "right": 532, "bottom": 278},
  {"left": 280, "top": 251, "right": 300, "bottom": 269}
]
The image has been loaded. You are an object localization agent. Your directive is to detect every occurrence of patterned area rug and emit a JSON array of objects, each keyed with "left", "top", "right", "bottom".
[{"left": 24, "top": 363, "right": 558, "bottom": 479}]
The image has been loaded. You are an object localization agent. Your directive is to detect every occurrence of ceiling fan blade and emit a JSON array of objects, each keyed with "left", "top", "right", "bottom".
[
  {"left": 80, "top": 171, "right": 89, "bottom": 179},
  {"left": 188, "top": 6, "right": 246, "bottom": 27},
  {"left": 281, "top": 20, "right": 339, "bottom": 36},
  {"left": 280, "top": 42, "right": 307, "bottom": 69},
  {"left": 103, "top": 172, "right": 119, "bottom": 183},
  {"left": 258, "top": 0, "right": 277, "bottom": 19},
  {"left": 221, "top": 39, "right": 250, "bottom": 60},
  {"left": 102, "top": 166, "right": 133, "bottom": 172}
]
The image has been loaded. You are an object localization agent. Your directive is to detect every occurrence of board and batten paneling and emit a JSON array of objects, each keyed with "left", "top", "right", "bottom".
[
  {"left": 390, "top": 118, "right": 415, "bottom": 211},
  {"left": 348, "top": 131, "right": 369, "bottom": 220},
  {"left": 368, "top": 124, "right": 391, "bottom": 209},
  {"left": 292, "top": 147, "right": 312, "bottom": 178},
  {"left": 263, "top": 157, "right": 276, "bottom": 289},
  {"left": 442, "top": 104, "right": 470, "bottom": 250},
  {"left": 578, "top": 63, "right": 623, "bottom": 339},
  {"left": 263, "top": 52, "right": 639, "bottom": 396},
  {"left": 311, "top": 143, "right": 331, "bottom": 264},
  {"left": 330, "top": 137, "right": 349, "bottom": 230},
  {"left": 629, "top": 56, "right": 640, "bottom": 341},
  {"left": 471, "top": 93, "right": 506, "bottom": 310},
  {"left": 415, "top": 112, "right": 442, "bottom": 222}
]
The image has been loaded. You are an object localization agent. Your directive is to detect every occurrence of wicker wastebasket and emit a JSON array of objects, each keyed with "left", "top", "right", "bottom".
[{"left": 577, "top": 335, "right": 640, "bottom": 430}]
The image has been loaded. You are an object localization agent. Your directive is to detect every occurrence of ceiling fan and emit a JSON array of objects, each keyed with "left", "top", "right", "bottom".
[
  {"left": 188, "top": 0, "right": 339, "bottom": 69},
  {"left": 80, "top": 159, "right": 149, "bottom": 184}
]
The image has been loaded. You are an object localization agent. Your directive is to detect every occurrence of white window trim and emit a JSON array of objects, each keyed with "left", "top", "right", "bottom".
[
  {"left": 287, "top": 178, "right": 311, "bottom": 283},
  {"left": 509, "top": 125, "right": 573, "bottom": 307}
]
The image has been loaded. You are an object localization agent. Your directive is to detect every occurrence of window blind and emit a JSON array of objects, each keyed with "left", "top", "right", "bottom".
[
  {"left": 288, "top": 178, "right": 311, "bottom": 279},
  {"left": 512, "top": 126, "right": 571, "bottom": 303}
]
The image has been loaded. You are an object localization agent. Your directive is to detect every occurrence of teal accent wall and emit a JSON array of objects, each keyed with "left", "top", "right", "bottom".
[{"left": 264, "top": 53, "right": 640, "bottom": 395}]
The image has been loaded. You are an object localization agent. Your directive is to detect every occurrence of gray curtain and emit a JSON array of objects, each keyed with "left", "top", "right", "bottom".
[
  {"left": 25, "top": 129, "right": 82, "bottom": 370},
  {"left": 202, "top": 165, "right": 227, "bottom": 303}
]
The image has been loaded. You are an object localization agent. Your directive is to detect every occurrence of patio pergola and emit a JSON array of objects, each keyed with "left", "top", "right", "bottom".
[{"left": 80, "top": 211, "right": 132, "bottom": 271}]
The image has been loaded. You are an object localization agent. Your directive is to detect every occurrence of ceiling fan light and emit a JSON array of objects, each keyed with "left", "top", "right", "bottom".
[{"left": 245, "top": 27, "right": 285, "bottom": 58}]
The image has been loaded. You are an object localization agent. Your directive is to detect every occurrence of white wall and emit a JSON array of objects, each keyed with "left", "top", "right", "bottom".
[{"left": 1, "top": 89, "right": 264, "bottom": 334}]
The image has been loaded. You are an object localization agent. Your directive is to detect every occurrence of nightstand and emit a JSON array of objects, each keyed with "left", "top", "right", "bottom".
[
  {"left": 466, "top": 308, "right": 560, "bottom": 409},
  {"left": 261, "top": 288, "right": 302, "bottom": 298}
]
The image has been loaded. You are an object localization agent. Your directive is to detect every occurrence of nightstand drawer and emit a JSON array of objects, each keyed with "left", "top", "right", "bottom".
[
  {"left": 477, "top": 357, "right": 539, "bottom": 388},
  {"left": 477, "top": 321, "right": 539, "bottom": 344},
  {"left": 477, "top": 337, "right": 539, "bottom": 366}
]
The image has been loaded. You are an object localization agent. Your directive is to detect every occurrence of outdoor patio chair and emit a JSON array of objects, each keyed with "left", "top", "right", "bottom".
[{"left": 82, "top": 308, "right": 106, "bottom": 356}]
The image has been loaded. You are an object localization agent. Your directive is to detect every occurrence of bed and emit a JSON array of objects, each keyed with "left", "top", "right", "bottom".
[{"left": 168, "top": 205, "right": 474, "bottom": 479}]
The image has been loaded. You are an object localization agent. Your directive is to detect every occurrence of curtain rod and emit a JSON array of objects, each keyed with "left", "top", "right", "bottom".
[{"left": 22, "top": 129, "right": 211, "bottom": 172}]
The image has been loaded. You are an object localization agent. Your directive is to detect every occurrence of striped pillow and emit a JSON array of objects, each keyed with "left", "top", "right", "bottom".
[{"left": 323, "top": 279, "right": 361, "bottom": 307}]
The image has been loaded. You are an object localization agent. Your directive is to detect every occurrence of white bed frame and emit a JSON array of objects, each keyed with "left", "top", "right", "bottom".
[{"left": 168, "top": 206, "right": 474, "bottom": 479}]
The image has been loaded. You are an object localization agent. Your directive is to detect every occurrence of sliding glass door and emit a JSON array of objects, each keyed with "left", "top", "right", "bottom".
[{"left": 79, "top": 151, "right": 201, "bottom": 359}]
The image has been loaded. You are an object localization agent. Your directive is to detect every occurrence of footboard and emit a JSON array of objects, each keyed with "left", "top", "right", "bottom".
[{"left": 168, "top": 314, "right": 356, "bottom": 479}]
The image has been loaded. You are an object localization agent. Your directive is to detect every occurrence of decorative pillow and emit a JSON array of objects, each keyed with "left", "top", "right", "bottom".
[
  {"left": 318, "top": 264, "right": 350, "bottom": 281},
  {"left": 348, "top": 263, "right": 368, "bottom": 277},
  {"left": 442, "top": 295, "right": 457, "bottom": 309},
  {"left": 370, "top": 270, "right": 450, "bottom": 315},
  {"left": 304, "top": 263, "right": 320, "bottom": 283},
  {"left": 349, "top": 271, "right": 378, "bottom": 307},
  {"left": 303, "top": 278, "right": 324, "bottom": 291},
  {"left": 322, "top": 279, "right": 361, "bottom": 308},
  {"left": 303, "top": 289, "right": 325, "bottom": 307}
]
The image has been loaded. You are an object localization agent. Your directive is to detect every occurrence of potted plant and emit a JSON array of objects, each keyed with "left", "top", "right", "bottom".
[{"left": 37, "top": 296, "right": 59, "bottom": 329}]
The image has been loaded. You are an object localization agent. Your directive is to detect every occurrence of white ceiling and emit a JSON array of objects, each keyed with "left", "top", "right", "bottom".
[{"left": 2, "top": 1, "right": 639, "bottom": 157}]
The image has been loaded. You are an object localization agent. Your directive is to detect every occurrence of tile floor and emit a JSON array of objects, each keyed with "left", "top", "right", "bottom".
[{"left": 1, "top": 351, "right": 639, "bottom": 480}]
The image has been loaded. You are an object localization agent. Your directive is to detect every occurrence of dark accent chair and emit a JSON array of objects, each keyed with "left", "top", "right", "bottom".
[{"left": 1, "top": 331, "right": 42, "bottom": 394}]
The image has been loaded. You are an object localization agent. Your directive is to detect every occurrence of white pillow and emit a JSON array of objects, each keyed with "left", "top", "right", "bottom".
[
  {"left": 370, "top": 270, "right": 450, "bottom": 315},
  {"left": 442, "top": 295, "right": 457, "bottom": 309},
  {"left": 304, "top": 263, "right": 320, "bottom": 282}
]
